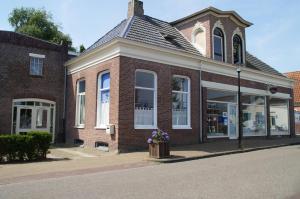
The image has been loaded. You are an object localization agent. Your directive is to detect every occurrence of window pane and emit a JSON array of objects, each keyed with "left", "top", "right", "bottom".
[
  {"left": 135, "top": 89, "right": 154, "bottom": 109},
  {"left": 214, "top": 37, "right": 222, "bottom": 55},
  {"left": 99, "top": 90, "right": 110, "bottom": 125},
  {"left": 270, "top": 98, "right": 289, "bottom": 135},
  {"left": 207, "top": 89, "right": 237, "bottom": 103},
  {"left": 233, "top": 35, "right": 242, "bottom": 64},
  {"left": 36, "top": 109, "right": 48, "bottom": 128},
  {"left": 30, "top": 57, "right": 43, "bottom": 76},
  {"left": 20, "top": 109, "right": 32, "bottom": 129},
  {"left": 135, "top": 71, "right": 154, "bottom": 88},
  {"left": 172, "top": 93, "right": 188, "bottom": 126},
  {"left": 79, "top": 95, "right": 85, "bottom": 124},
  {"left": 172, "top": 77, "right": 188, "bottom": 92},
  {"left": 101, "top": 73, "right": 110, "bottom": 89},
  {"left": 135, "top": 89, "right": 154, "bottom": 126},
  {"left": 78, "top": 80, "right": 85, "bottom": 93},
  {"left": 242, "top": 95, "right": 265, "bottom": 105},
  {"left": 207, "top": 102, "right": 228, "bottom": 136},
  {"left": 242, "top": 95, "right": 266, "bottom": 136}
]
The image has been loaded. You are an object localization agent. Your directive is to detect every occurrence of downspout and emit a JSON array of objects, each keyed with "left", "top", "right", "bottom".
[
  {"left": 199, "top": 62, "right": 203, "bottom": 143},
  {"left": 62, "top": 45, "right": 68, "bottom": 143}
]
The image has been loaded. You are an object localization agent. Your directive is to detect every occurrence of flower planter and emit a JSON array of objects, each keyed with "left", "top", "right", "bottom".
[{"left": 149, "top": 142, "right": 170, "bottom": 159}]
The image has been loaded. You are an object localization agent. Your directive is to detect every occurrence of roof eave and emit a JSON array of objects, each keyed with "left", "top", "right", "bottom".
[{"left": 170, "top": 6, "right": 253, "bottom": 27}]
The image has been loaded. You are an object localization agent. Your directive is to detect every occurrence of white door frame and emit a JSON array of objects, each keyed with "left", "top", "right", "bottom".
[{"left": 12, "top": 99, "right": 56, "bottom": 142}]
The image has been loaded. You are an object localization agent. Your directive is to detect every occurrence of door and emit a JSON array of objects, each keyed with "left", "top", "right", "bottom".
[
  {"left": 228, "top": 104, "right": 237, "bottom": 139},
  {"left": 16, "top": 107, "right": 50, "bottom": 134}
]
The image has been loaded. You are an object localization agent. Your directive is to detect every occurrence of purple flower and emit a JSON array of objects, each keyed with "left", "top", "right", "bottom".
[
  {"left": 152, "top": 130, "right": 158, "bottom": 137},
  {"left": 147, "top": 138, "right": 153, "bottom": 144}
]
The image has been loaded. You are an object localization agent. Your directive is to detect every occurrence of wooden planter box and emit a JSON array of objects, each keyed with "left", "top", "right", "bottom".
[{"left": 149, "top": 142, "right": 170, "bottom": 159}]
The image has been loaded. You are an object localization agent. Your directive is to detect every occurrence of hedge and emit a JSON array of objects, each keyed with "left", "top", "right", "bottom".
[{"left": 0, "top": 131, "right": 52, "bottom": 163}]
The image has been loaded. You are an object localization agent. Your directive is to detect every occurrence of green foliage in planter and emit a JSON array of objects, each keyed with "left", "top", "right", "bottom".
[{"left": 0, "top": 131, "right": 52, "bottom": 163}]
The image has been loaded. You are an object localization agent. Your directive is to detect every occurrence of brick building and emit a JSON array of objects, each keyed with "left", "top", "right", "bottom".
[
  {"left": 0, "top": 31, "right": 68, "bottom": 142},
  {"left": 285, "top": 71, "right": 300, "bottom": 134},
  {"left": 65, "top": 0, "right": 295, "bottom": 151}
]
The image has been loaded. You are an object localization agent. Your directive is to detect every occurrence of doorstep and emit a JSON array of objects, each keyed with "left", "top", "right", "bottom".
[{"left": 146, "top": 138, "right": 300, "bottom": 163}]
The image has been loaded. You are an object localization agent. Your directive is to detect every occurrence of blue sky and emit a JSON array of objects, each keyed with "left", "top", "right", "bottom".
[{"left": 1, "top": 0, "right": 299, "bottom": 73}]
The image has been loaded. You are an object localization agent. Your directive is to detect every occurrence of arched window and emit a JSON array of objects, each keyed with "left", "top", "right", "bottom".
[
  {"left": 233, "top": 34, "right": 243, "bottom": 64},
  {"left": 213, "top": 28, "right": 225, "bottom": 62},
  {"left": 96, "top": 71, "right": 110, "bottom": 128}
]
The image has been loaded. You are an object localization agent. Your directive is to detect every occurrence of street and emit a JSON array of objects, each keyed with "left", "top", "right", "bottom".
[{"left": 1, "top": 145, "right": 300, "bottom": 199}]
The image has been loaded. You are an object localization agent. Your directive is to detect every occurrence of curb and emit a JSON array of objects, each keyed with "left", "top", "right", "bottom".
[{"left": 148, "top": 142, "right": 300, "bottom": 164}]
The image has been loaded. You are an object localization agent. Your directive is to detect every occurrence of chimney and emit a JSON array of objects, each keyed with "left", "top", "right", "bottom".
[{"left": 127, "top": 0, "right": 144, "bottom": 18}]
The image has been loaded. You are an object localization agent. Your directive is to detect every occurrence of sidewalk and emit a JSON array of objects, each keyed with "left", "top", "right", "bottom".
[
  {"left": 0, "top": 136, "right": 299, "bottom": 185},
  {"left": 155, "top": 136, "right": 300, "bottom": 163}
]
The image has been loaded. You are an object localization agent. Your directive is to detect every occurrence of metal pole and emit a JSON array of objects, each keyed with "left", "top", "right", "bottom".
[{"left": 237, "top": 68, "right": 243, "bottom": 148}]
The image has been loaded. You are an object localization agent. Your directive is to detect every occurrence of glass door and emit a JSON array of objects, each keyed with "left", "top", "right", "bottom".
[
  {"left": 228, "top": 104, "right": 237, "bottom": 139},
  {"left": 16, "top": 107, "right": 33, "bottom": 133}
]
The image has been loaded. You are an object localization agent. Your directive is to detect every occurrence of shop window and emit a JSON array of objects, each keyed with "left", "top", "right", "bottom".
[
  {"left": 270, "top": 98, "right": 289, "bottom": 135},
  {"left": 242, "top": 95, "right": 266, "bottom": 136}
]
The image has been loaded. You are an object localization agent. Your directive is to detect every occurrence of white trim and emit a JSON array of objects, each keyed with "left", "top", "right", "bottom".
[
  {"left": 75, "top": 79, "right": 86, "bottom": 127},
  {"left": 171, "top": 9, "right": 252, "bottom": 28},
  {"left": 172, "top": 75, "right": 191, "bottom": 129},
  {"left": 65, "top": 38, "right": 293, "bottom": 88},
  {"left": 202, "top": 81, "right": 291, "bottom": 99},
  {"left": 12, "top": 98, "right": 56, "bottom": 142},
  {"left": 191, "top": 22, "right": 206, "bottom": 56},
  {"left": 212, "top": 20, "right": 227, "bottom": 62},
  {"left": 134, "top": 70, "right": 157, "bottom": 129},
  {"left": 29, "top": 53, "right": 45, "bottom": 58}
]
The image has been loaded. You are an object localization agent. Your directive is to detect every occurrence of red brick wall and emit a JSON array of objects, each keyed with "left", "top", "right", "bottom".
[
  {"left": 65, "top": 57, "right": 120, "bottom": 150},
  {"left": 118, "top": 56, "right": 201, "bottom": 151},
  {"left": 0, "top": 31, "right": 67, "bottom": 142}
]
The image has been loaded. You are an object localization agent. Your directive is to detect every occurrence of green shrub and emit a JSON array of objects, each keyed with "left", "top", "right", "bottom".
[{"left": 0, "top": 131, "right": 52, "bottom": 163}]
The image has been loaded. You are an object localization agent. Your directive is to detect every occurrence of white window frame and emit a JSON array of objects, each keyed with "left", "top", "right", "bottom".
[
  {"left": 96, "top": 71, "right": 110, "bottom": 129},
  {"left": 75, "top": 79, "right": 86, "bottom": 128},
  {"left": 213, "top": 34, "right": 224, "bottom": 62},
  {"left": 172, "top": 75, "right": 191, "bottom": 129},
  {"left": 134, "top": 69, "right": 157, "bottom": 129},
  {"left": 29, "top": 53, "right": 45, "bottom": 76}
]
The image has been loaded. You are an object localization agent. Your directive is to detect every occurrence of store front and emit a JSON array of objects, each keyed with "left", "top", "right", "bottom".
[
  {"left": 12, "top": 99, "right": 56, "bottom": 141},
  {"left": 205, "top": 87, "right": 291, "bottom": 140}
]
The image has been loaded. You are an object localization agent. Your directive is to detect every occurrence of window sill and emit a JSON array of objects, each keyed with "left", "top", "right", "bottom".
[
  {"left": 74, "top": 125, "right": 85, "bottom": 129},
  {"left": 94, "top": 126, "right": 107, "bottom": 130},
  {"left": 207, "top": 136, "right": 228, "bottom": 138},
  {"left": 134, "top": 125, "right": 157, "bottom": 130},
  {"left": 172, "top": 126, "right": 192, "bottom": 130}
]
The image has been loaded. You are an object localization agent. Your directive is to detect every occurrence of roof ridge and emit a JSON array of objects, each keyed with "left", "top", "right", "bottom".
[
  {"left": 121, "top": 16, "right": 135, "bottom": 38},
  {"left": 85, "top": 19, "right": 127, "bottom": 52}
]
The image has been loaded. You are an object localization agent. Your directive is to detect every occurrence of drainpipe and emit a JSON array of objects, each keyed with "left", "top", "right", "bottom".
[
  {"left": 199, "top": 62, "right": 203, "bottom": 143},
  {"left": 62, "top": 45, "right": 68, "bottom": 143}
]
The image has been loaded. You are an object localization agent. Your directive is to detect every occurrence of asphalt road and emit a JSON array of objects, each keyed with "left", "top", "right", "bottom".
[{"left": 1, "top": 145, "right": 300, "bottom": 199}]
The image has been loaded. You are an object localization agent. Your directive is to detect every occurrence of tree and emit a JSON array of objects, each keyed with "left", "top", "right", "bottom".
[
  {"left": 79, "top": 44, "right": 86, "bottom": 53},
  {"left": 8, "top": 7, "right": 74, "bottom": 51}
]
